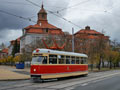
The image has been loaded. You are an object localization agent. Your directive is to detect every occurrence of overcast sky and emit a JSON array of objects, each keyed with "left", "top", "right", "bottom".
[{"left": 0, "top": 0, "right": 120, "bottom": 46}]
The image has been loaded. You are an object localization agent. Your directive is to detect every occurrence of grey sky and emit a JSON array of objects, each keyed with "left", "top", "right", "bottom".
[{"left": 0, "top": 0, "right": 120, "bottom": 45}]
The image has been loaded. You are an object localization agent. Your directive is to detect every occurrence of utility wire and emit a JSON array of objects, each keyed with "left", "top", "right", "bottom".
[
  {"left": 25, "top": 0, "right": 41, "bottom": 7},
  {"left": 105, "top": 11, "right": 120, "bottom": 19},
  {"left": 47, "top": 10, "right": 82, "bottom": 28},
  {"left": 25, "top": 0, "right": 82, "bottom": 29},
  {"left": 0, "top": 10, "right": 36, "bottom": 23},
  {"left": 0, "top": 1, "right": 31, "bottom": 6},
  {"left": 55, "top": 0, "right": 92, "bottom": 13},
  {"left": 0, "top": 1, "right": 64, "bottom": 8}
]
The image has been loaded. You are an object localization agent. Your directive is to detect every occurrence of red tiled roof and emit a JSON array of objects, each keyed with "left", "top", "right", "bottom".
[
  {"left": 16, "top": 37, "right": 20, "bottom": 42},
  {"left": 74, "top": 26, "right": 110, "bottom": 40},
  {"left": 10, "top": 37, "right": 21, "bottom": 42},
  {"left": 75, "top": 29, "right": 102, "bottom": 35},
  {"left": 2, "top": 48, "right": 8, "bottom": 54},
  {"left": 24, "top": 22, "right": 64, "bottom": 35},
  {"left": 75, "top": 34, "right": 109, "bottom": 40},
  {"left": 24, "top": 22, "right": 60, "bottom": 30},
  {"left": 10, "top": 37, "right": 21, "bottom": 45},
  {"left": 75, "top": 34, "right": 99, "bottom": 39},
  {"left": 87, "top": 35, "right": 99, "bottom": 39}
]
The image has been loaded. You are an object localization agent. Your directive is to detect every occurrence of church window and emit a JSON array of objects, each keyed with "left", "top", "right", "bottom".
[{"left": 44, "top": 28, "right": 49, "bottom": 33}]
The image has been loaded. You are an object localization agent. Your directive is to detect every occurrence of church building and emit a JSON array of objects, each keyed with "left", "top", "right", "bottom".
[{"left": 20, "top": 4, "right": 64, "bottom": 53}]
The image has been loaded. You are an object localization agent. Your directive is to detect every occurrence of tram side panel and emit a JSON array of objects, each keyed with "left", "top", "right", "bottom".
[{"left": 31, "top": 64, "right": 88, "bottom": 79}]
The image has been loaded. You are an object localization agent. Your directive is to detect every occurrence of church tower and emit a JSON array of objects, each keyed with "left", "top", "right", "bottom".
[{"left": 37, "top": 4, "right": 48, "bottom": 24}]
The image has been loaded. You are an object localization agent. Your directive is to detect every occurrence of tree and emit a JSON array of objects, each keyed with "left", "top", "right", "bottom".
[
  {"left": 12, "top": 40, "right": 20, "bottom": 57},
  {"left": 13, "top": 55, "right": 21, "bottom": 63},
  {"left": 7, "top": 56, "right": 14, "bottom": 65},
  {"left": 13, "top": 54, "right": 24, "bottom": 63}
]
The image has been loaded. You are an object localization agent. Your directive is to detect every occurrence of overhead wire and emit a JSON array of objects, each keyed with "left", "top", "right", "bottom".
[
  {"left": 0, "top": 1, "right": 31, "bottom": 6},
  {"left": 47, "top": 10, "right": 82, "bottom": 28},
  {"left": 25, "top": 0, "right": 41, "bottom": 7},
  {"left": 55, "top": 0, "right": 92, "bottom": 13},
  {"left": 25, "top": 0, "right": 82, "bottom": 29},
  {"left": 0, "top": 1, "right": 65, "bottom": 8},
  {"left": 0, "top": 9, "right": 36, "bottom": 23},
  {"left": 104, "top": 11, "right": 120, "bottom": 19}
]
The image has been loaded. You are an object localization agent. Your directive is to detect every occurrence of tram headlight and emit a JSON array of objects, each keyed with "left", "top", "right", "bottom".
[{"left": 33, "top": 69, "right": 36, "bottom": 72}]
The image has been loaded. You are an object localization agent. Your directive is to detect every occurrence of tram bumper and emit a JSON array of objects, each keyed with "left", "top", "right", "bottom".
[{"left": 31, "top": 75, "right": 41, "bottom": 81}]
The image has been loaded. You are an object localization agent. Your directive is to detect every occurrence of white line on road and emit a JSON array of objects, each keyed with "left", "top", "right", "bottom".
[
  {"left": 81, "top": 83, "right": 88, "bottom": 86},
  {"left": 48, "top": 72, "right": 120, "bottom": 89}
]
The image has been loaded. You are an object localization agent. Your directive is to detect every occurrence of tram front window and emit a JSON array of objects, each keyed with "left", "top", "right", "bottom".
[{"left": 31, "top": 56, "right": 45, "bottom": 64}]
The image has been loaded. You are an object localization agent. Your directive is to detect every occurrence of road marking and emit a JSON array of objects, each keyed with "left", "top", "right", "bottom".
[
  {"left": 81, "top": 83, "right": 88, "bottom": 86},
  {"left": 65, "top": 87, "right": 75, "bottom": 90},
  {"left": 47, "top": 72, "right": 120, "bottom": 89},
  {"left": 36, "top": 89, "right": 55, "bottom": 90}
]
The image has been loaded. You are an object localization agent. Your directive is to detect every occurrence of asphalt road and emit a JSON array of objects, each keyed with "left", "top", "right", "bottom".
[
  {"left": 0, "top": 70, "right": 120, "bottom": 90},
  {"left": 74, "top": 74, "right": 120, "bottom": 90}
]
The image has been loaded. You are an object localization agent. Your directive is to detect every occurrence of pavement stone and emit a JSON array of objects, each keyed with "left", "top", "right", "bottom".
[{"left": 0, "top": 65, "right": 30, "bottom": 81}]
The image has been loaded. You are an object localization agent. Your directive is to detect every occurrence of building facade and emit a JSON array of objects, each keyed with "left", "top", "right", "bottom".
[
  {"left": 0, "top": 48, "right": 8, "bottom": 59},
  {"left": 74, "top": 26, "right": 109, "bottom": 54},
  {"left": 9, "top": 5, "right": 110, "bottom": 56},
  {"left": 20, "top": 4, "right": 64, "bottom": 53}
]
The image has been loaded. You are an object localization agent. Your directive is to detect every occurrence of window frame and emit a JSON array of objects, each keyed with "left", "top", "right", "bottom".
[{"left": 49, "top": 54, "right": 57, "bottom": 64}]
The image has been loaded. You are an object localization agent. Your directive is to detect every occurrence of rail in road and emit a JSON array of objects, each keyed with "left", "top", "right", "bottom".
[{"left": 0, "top": 70, "right": 120, "bottom": 90}]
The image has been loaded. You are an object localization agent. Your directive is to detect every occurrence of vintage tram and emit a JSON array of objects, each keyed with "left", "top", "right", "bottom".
[{"left": 30, "top": 49, "right": 88, "bottom": 81}]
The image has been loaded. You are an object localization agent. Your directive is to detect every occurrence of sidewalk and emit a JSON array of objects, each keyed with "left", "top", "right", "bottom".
[{"left": 0, "top": 65, "right": 30, "bottom": 81}]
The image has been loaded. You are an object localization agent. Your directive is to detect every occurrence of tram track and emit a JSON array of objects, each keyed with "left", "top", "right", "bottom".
[
  {"left": 0, "top": 70, "right": 120, "bottom": 90},
  {"left": 32, "top": 70, "right": 120, "bottom": 90}
]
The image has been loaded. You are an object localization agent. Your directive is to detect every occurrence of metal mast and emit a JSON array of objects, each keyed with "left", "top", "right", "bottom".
[{"left": 72, "top": 28, "right": 74, "bottom": 52}]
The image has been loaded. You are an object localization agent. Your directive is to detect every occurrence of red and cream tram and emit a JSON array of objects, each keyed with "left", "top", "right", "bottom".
[{"left": 30, "top": 49, "right": 88, "bottom": 80}]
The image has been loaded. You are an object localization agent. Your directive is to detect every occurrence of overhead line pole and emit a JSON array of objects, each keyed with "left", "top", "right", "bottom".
[{"left": 72, "top": 28, "right": 74, "bottom": 52}]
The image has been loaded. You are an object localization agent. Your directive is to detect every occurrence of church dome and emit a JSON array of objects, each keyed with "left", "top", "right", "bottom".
[{"left": 38, "top": 4, "right": 47, "bottom": 14}]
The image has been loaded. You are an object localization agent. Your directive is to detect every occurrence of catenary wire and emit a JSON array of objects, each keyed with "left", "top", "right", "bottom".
[
  {"left": 25, "top": 0, "right": 82, "bottom": 29},
  {"left": 55, "top": 0, "right": 92, "bottom": 13},
  {"left": 0, "top": 9, "right": 36, "bottom": 23}
]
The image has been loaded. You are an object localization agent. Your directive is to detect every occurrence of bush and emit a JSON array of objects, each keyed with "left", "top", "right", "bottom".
[{"left": 13, "top": 55, "right": 24, "bottom": 63}]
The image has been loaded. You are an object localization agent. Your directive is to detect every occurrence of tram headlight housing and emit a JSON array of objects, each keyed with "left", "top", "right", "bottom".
[{"left": 33, "top": 69, "right": 36, "bottom": 72}]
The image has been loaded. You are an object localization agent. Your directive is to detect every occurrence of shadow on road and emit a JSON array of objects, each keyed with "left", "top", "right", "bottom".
[{"left": 31, "top": 74, "right": 88, "bottom": 83}]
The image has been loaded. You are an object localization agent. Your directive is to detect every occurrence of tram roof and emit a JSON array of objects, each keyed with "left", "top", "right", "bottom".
[{"left": 33, "top": 49, "right": 88, "bottom": 57}]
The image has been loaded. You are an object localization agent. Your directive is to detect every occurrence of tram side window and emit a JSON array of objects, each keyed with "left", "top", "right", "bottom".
[
  {"left": 49, "top": 55, "right": 57, "bottom": 64},
  {"left": 76, "top": 57, "right": 80, "bottom": 64},
  {"left": 58, "top": 55, "right": 65, "bottom": 64},
  {"left": 81, "top": 57, "right": 87, "bottom": 64},
  {"left": 42, "top": 56, "right": 47, "bottom": 64},
  {"left": 81, "top": 57, "right": 84, "bottom": 64},
  {"left": 84, "top": 57, "right": 87, "bottom": 64},
  {"left": 66, "top": 56, "right": 70, "bottom": 64},
  {"left": 71, "top": 56, "right": 75, "bottom": 64}
]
